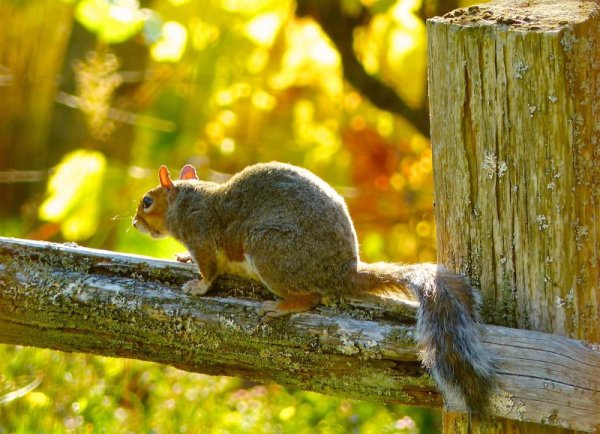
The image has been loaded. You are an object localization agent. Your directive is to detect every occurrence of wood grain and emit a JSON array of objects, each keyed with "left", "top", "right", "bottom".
[
  {"left": 427, "top": 0, "right": 600, "bottom": 432},
  {"left": 0, "top": 237, "right": 599, "bottom": 431}
]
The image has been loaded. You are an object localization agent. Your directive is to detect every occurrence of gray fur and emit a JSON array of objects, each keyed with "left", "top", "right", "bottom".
[{"left": 137, "top": 162, "right": 495, "bottom": 412}]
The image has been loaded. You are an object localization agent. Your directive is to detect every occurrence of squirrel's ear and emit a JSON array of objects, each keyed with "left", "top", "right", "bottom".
[
  {"left": 179, "top": 164, "right": 198, "bottom": 180},
  {"left": 159, "top": 165, "right": 175, "bottom": 190}
]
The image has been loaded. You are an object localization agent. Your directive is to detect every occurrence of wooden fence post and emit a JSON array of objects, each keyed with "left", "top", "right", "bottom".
[{"left": 428, "top": 0, "right": 599, "bottom": 432}]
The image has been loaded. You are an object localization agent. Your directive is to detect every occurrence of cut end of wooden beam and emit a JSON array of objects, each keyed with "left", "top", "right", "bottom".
[{"left": 431, "top": 0, "right": 599, "bottom": 30}]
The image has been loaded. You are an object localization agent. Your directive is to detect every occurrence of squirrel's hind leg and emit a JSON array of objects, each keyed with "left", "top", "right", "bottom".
[
  {"left": 244, "top": 228, "right": 333, "bottom": 319},
  {"left": 259, "top": 293, "right": 321, "bottom": 320}
]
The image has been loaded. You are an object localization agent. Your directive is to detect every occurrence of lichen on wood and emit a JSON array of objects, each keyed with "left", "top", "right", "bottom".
[
  {"left": 428, "top": 0, "right": 600, "bottom": 432},
  {"left": 1, "top": 237, "right": 599, "bottom": 431},
  {"left": 0, "top": 237, "right": 434, "bottom": 407},
  {"left": 428, "top": 0, "right": 599, "bottom": 342}
]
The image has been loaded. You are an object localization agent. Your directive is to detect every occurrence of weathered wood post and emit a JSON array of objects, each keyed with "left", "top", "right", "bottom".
[{"left": 428, "top": 0, "right": 599, "bottom": 432}]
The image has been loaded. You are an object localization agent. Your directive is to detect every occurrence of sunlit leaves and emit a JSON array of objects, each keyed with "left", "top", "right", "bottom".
[
  {"left": 150, "top": 21, "right": 188, "bottom": 62},
  {"left": 66, "top": 0, "right": 436, "bottom": 264},
  {"left": 387, "top": 0, "right": 426, "bottom": 105},
  {"left": 75, "top": 0, "right": 146, "bottom": 44},
  {"left": 272, "top": 20, "right": 341, "bottom": 94},
  {"left": 39, "top": 150, "right": 107, "bottom": 241},
  {"left": 244, "top": 12, "right": 281, "bottom": 46},
  {"left": 362, "top": 232, "right": 386, "bottom": 259},
  {"left": 220, "top": 0, "right": 272, "bottom": 14},
  {"left": 25, "top": 391, "right": 51, "bottom": 408},
  {"left": 291, "top": 99, "right": 341, "bottom": 166},
  {"left": 251, "top": 89, "right": 276, "bottom": 110},
  {"left": 354, "top": 0, "right": 427, "bottom": 107},
  {"left": 190, "top": 18, "right": 220, "bottom": 51}
]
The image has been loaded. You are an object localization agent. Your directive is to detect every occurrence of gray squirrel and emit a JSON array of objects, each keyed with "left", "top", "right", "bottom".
[{"left": 133, "top": 162, "right": 495, "bottom": 413}]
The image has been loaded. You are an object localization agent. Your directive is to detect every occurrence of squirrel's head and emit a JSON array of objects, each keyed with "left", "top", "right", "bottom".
[{"left": 132, "top": 164, "right": 198, "bottom": 238}]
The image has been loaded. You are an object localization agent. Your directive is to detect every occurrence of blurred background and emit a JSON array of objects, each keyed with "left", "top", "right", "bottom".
[{"left": 0, "top": 0, "right": 479, "bottom": 432}]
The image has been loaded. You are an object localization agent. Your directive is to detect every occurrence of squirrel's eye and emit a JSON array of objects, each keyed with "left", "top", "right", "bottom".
[{"left": 142, "top": 196, "right": 153, "bottom": 209}]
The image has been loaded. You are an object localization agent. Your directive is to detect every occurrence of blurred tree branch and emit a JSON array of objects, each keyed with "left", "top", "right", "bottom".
[{"left": 295, "top": 0, "right": 430, "bottom": 137}]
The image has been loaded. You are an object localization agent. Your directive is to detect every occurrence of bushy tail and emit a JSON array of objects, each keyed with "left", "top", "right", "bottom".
[{"left": 348, "top": 262, "right": 495, "bottom": 413}]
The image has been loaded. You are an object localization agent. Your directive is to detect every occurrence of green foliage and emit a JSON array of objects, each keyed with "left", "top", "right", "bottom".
[
  {"left": 76, "top": 0, "right": 146, "bottom": 44},
  {"left": 151, "top": 21, "right": 188, "bottom": 62},
  {"left": 39, "top": 150, "right": 106, "bottom": 240},
  {"left": 0, "top": 346, "right": 440, "bottom": 433},
  {"left": 0, "top": 0, "right": 451, "bottom": 431}
]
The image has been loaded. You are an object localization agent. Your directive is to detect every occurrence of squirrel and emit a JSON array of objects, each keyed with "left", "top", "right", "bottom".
[{"left": 133, "top": 162, "right": 495, "bottom": 413}]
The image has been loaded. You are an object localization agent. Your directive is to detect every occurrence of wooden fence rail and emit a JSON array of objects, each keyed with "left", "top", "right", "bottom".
[{"left": 0, "top": 237, "right": 599, "bottom": 432}]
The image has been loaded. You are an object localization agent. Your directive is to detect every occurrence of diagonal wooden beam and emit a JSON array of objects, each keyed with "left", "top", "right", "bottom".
[{"left": 0, "top": 237, "right": 599, "bottom": 432}]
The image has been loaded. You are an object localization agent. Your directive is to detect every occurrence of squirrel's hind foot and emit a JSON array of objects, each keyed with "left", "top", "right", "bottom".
[
  {"left": 259, "top": 293, "right": 321, "bottom": 321},
  {"left": 182, "top": 278, "right": 211, "bottom": 296}
]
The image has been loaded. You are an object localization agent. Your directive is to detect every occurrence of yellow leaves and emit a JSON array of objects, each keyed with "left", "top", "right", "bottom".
[
  {"left": 151, "top": 21, "right": 188, "bottom": 62},
  {"left": 251, "top": 90, "right": 276, "bottom": 110},
  {"left": 390, "top": 172, "right": 406, "bottom": 191},
  {"left": 25, "top": 392, "right": 50, "bottom": 408},
  {"left": 220, "top": 0, "right": 272, "bottom": 14},
  {"left": 190, "top": 19, "right": 220, "bottom": 51},
  {"left": 219, "top": 138, "right": 236, "bottom": 155},
  {"left": 223, "top": 411, "right": 243, "bottom": 426},
  {"left": 39, "top": 150, "right": 107, "bottom": 241},
  {"left": 271, "top": 20, "right": 341, "bottom": 95},
  {"left": 278, "top": 405, "right": 296, "bottom": 421},
  {"left": 416, "top": 220, "right": 432, "bottom": 238},
  {"left": 362, "top": 232, "right": 386, "bottom": 259},
  {"left": 76, "top": 0, "right": 145, "bottom": 44},
  {"left": 353, "top": 0, "right": 427, "bottom": 107},
  {"left": 292, "top": 99, "right": 341, "bottom": 165},
  {"left": 246, "top": 48, "right": 270, "bottom": 74},
  {"left": 245, "top": 12, "right": 281, "bottom": 46},
  {"left": 387, "top": 0, "right": 427, "bottom": 106}
]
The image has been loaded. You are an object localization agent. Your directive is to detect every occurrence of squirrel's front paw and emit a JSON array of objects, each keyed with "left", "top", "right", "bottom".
[
  {"left": 182, "top": 279, "right": 210, "bottom": 296},
  {"left": 176, "top": 252, "right": 194, "bottom": 263}
]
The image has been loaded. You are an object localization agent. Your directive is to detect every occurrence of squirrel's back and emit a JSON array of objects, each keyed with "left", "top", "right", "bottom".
[
  {"left": 211, "top": 162, "right": 359, "bottom": 295},
  {"left": 219, "top": 162, "right": 354, "bottom": 230}
]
